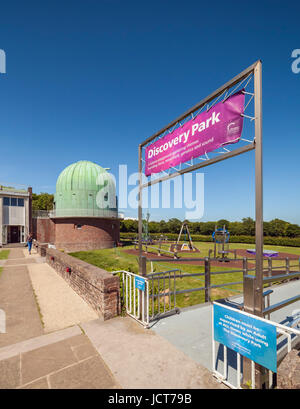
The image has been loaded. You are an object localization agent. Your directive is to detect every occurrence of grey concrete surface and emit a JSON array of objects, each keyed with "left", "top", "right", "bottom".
[
  {"left": 150, "top": 279, "right": 300, "bottom": 387},
  {"left": 0, "top": 249, "right": 44, "bottom": 347},
  {"left": 82, "top": 316, "right": 227, "bottom": 389},
  {"left": 0, "top": 333, "right": 120, "bottom": 389}
]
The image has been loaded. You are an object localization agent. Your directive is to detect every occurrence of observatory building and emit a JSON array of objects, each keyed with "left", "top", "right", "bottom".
[{"left": 33, "top": 160, "right": 120, "bottom": 251}]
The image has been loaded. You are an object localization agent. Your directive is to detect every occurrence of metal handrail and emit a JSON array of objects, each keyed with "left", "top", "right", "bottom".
[
  {"left": 147, "top": 257, "right": 300, "bottom": 315},
  {"left": 264, "top": 294, "right": 300, "bottom": 316},
  {"left": 262, "top": 271, "right": 300, "bottom": 284}
]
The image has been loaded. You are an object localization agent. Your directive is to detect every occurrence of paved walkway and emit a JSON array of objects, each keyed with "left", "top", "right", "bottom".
[
  {"left": 0, "top": 248, "right": 44, "bottom": 348},
  {"left": 0, "top": 326, "right": 119, "bottom": 389},
  {"left": 27, "top": 261, "right": 98, "bottom": 333},
  {"left": 82, "top": 316, "right": 225, "bottom": 389},
  {"left": 0, "top": 247, "right": 226, "bottom": 389},
  {"left": 0, "top": 248, "right": 119, "bottom": 389}
]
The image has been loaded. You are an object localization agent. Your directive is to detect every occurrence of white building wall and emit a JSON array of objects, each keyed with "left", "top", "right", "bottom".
[
  {"left": 3, "top": 205, "right": 25, "bottom": 225},
  {"left": 0, "top": 191, "right": 30, "bottom": 245}
]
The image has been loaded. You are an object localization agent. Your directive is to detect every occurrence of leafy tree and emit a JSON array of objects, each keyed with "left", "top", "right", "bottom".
[
  {"left": 242, "top": 217, "right": 255, "bottom": 236},
  {"left": 229, "top": 221, "right": 244, "bottom": 236},
  {"left": 158, "top": 220, "right": 168, "bottom": 233},
  {"left": 148, "top": 221, "right": 160, "bottom": 233},
  {"left": 200, "top": 221, "right": 216, "bottom": 235},
  {"left": 32, "top": 193, "right": 54, "bottom": 211},
  {"left": 285, "top": 223, "right": 300, "bottom": 238},
  {"left": 166, "top": 218, "right": 182, "bottom": 233},
  {"left": 217, "top": 219, "right": 230, "bottom": 229},
  {"left": 268, "top": 219, "right": 288, "bottom": 237},
  {"left": 120, "top": 219, "right": 138, "bottom": 232}
]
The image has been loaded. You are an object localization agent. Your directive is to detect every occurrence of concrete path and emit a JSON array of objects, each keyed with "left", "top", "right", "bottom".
[
  {"left": 81, "top": 316, "right": 226, "bottom": 389},
  {"left": 0, "top": 248, "right": 120, "bottom": 389},
  {"left": 0, "top": 248, "right": 44, "bottom": 348},
  {"left": 27, "top": 262, "right": 98, "bottom": 333},
  {"left": 0, "top": 246, "right": 227, "bottom": 389},
  {"left": 0, "top": 326, "right": 119, "bottom": 389}
]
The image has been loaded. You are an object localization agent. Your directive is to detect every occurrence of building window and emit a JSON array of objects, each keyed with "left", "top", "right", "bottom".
[
  {"left": 76, "top": 224, "right": 82, "bottom": 229},
  {"left": 3, "top": 197, "right": 24, "bottom": 207},
  {"left": 104, "top": 192, "right": 108, "bottom": 201}
]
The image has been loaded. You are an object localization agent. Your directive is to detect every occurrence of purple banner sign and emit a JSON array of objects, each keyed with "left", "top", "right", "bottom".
[{"left": 145, "top": 90, "right": 245, "bottom": 176}]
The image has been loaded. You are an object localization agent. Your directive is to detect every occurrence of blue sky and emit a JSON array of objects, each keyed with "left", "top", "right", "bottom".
[{"left": 0, "top": 0, "right": 299, "bottom": 223}]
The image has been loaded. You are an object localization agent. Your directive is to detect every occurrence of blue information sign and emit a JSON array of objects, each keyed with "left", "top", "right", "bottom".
[
  {"left": 135, "top": 276, "right": 146, "bottom": 291},
  {"left": 213, "top": 303, "right": 277, "bottom": 373}
]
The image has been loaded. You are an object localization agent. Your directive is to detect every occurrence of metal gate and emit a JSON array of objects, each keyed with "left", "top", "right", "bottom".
[
  {"left": 113, "top": 270, "right": 150, "bottom": 327},
  {"left": 113, "top": 269, "right": 181, "bottom": 327},
  {"left": 147, "top": 269, "right": 180, "bottom": 322}
]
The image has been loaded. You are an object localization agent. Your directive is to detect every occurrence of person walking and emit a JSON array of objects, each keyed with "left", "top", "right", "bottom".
[{"left": 27, "top": 233, "right": 33, "bottom": 255}]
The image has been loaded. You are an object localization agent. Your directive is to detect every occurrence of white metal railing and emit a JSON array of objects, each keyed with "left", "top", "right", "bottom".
[
  {"left": 212, "top": 303, "right": 300, "bottom": 389},
  {"left": 112, "top": 270, "right": 149, "bottom": 327}
]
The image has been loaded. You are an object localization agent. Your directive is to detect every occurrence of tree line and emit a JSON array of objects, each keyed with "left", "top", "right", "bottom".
[
  {"left": 121, "top": 217, "right": 300, "bottom": 238},
  {"left": 31, "top": 193, "right": 300, "bottom": 238}
]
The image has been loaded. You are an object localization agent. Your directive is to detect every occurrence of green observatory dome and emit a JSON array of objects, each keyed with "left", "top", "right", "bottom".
[{"left": 54, "top": 160, "right": 118, "bottom": 218}]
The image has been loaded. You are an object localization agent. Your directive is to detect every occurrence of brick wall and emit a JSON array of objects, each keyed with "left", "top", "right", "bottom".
[
  {"left": 46, "top": 247, "right": 121, "bottom": 320},
  {"left": 53, "top": 217, "right": 120, "bottom": 251},
  {"left": 34, "top": 217, "right": 120, "bottom": 252},
  {"left": 33, "top": 217, "right": 56, "bottom": 244}
]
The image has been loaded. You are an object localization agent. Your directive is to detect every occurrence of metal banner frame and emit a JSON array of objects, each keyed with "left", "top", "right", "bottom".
[{"left": 138, "top": 61, "right": 263, "bottom": 384}]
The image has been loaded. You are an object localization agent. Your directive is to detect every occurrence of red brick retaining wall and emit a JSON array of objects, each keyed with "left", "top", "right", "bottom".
[
  {"left": 34, "top": 217, "right": 120, "bottom": 252},
  {"left": 45, "top": 247, "right": 121, "bottom": 320},
  {"left": 33, "top": 218, "right": 56, "bottom": 244},
  {"left": 54, "top": 217, "right": 120, "bottom": 252}
]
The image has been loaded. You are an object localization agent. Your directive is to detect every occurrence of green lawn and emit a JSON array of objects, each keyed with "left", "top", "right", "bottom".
[
  {"left": 0, "top": 250, "right": 9, "bottom": 279},
  {"left": 70, "top": 243, "right": 247, "bottom": 307},
  {"left": 70, "top": 241, "right": 300, "bottom": 311},
  {"left": 0, "top": 250, "right": 10, "bottom": 260}
]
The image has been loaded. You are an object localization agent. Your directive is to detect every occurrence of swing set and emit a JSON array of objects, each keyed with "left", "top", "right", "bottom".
[{"left": 174, "top": 222, "right": 198, "bottom": 252}]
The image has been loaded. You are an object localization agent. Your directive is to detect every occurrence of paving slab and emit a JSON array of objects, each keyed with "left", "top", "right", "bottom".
[
  {"left": 49, "top": 355, "right": 118, "bottom": 389},
  {"left": 0, "top": 333, "right": 119, "bottom": 389},
  {"left": 82, "top": 316, "right": 226, "bottom": 389},
  {"left": 0, "top": 263, "right": 44, "bottom": 347},
  {"left": 0, "top": 325, "right": 81, "bottom": 361},
  {"left": 0, "top": 355, "right": 21, "bottom": 388},
  {"left": 21, "top": 377, "right": 49, "bottom": 389},
  {"left": 21, "top": 338, "right": 79, "bottom": 384}
]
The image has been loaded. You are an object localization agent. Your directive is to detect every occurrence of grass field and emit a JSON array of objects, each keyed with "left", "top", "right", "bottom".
[
  {"left": 70, "top": 241, "right": 300, "bottom": 310},
  {"left": 0, "top": 249, "right": 9, "bottom": 278},
  {"left": 0, "top": 250, "right": 10, "bottom": 260}
]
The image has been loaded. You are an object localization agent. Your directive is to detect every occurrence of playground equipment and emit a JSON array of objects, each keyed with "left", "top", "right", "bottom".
[
  {"left": 173, "top": 222, "right": 198, "bottom": 252},
  {"left": 135, "top": 211, "right": 153, "bottom": 244},
  {"left": 247, "top": 248, "right": 279, "bottom": 257},
  {"left": 212, "top": 225, "right": 230, "bottom": 261},
  {"left": 133, "top": 240, "right": 179, "bottom": 259},
  {"left": 142, "top": 212, "right": 152, "bottom": 243}
]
